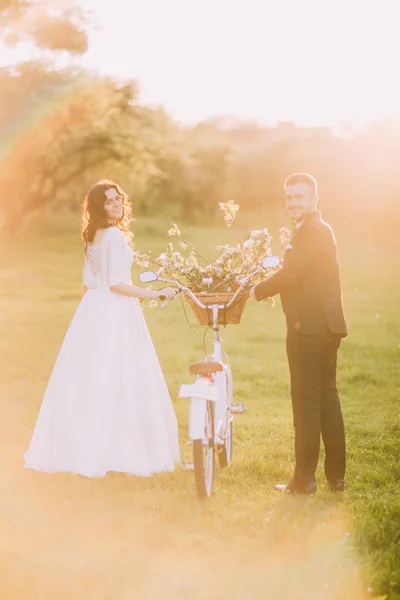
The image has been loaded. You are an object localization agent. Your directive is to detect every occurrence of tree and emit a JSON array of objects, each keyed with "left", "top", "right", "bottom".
[
  {"left": 0, "top": 0, "right": 88, "bottom": 55},
  {"left": 0, "top": 66, "right": 153, "bottom": 228}
]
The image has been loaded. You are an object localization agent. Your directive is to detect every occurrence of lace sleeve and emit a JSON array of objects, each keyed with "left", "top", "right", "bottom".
[{"left": 106, "top": 227, "right": 127, "bottom": 287}]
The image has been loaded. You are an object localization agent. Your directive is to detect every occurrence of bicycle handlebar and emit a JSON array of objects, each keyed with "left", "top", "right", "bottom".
[
  {"left": 153, "top": 255, "right": 279, "bottom": 309},
  {"left": 158, "top": 273, "right": 255, "bottom": 310}
]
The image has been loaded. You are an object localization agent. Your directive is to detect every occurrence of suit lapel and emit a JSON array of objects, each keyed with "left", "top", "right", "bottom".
[{"left": 292, "top": 211, "right": 321, "bottom": 239}]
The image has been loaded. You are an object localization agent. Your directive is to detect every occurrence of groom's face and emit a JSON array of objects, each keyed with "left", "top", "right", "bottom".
[{"left": 285, "top": 182, "right": 318, "bottom": 223}]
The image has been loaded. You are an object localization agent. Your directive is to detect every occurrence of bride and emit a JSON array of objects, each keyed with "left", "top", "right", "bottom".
[{"left": 24, "top": 179, "right": 181, "bottom": 477}]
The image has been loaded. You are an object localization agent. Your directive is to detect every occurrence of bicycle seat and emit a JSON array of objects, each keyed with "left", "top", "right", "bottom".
[{"left": 189, "top": 361, "right": 223, "bottom": 375}]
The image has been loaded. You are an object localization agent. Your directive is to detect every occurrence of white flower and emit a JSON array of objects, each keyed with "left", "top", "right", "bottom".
[
  {"left": 186, "top": 254, "right": 197, "bottom": 266},
  {"left": 279, "top": 226, "right": 292, "bottom": 246},
  {"left": 167, "top": 223, "right": 181, "bottom": 237},
  {"left": 219, "top": 200, "right": 239, "bottom": 228},
  {"left": 224, "top": 213, "right": 234, "bottom": 227},
  {"left": 219, "top": 200, "right": 239, "bottom": 215},
  {"left": 157, "top": 252, "right": 168, "bottom": 265},
  {"left": 202, "top": 277, "right": 213, "bottom": 286},
  {"left": 172, "top": 252, "right": 184, "bottom": 264},
  {"left": 243, "top": 238, "right": 254, "bottom": 249}
]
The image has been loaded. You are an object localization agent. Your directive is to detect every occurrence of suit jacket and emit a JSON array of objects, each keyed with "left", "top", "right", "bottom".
[{"left": 254, "top": 211, "right": 348, "bottom": 336}]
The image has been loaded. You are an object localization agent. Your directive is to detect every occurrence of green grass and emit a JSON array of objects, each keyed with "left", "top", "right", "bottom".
[{"left": 0, "top": 213, "right": 399, "bottom": 600}]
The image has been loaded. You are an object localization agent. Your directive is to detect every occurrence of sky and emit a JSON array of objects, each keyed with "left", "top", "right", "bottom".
[{"left": 3, "top": 0, "right": 400, "bottom": 128}]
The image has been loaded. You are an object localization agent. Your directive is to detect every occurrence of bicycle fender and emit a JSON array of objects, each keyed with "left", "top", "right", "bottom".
[
  {"left": 179, "top": 379, "right": 218, "bottom": 402},
  {"left": 188, "top": 397, "right": 208, "bottom": 439}
]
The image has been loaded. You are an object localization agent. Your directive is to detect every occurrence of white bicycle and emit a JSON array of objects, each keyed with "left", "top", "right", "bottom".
[{"left": 139, "top": 255, "right": 279, "bottom": 498}]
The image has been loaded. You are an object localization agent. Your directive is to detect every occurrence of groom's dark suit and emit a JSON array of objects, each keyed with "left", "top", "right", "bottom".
[{"left": 254, "top": 210, "right": 347, "bottom": 486}]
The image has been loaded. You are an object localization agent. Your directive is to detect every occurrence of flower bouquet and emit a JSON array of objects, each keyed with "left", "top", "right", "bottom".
[{"left": 135, "top": 201, "right": 291, "bottom": 325}]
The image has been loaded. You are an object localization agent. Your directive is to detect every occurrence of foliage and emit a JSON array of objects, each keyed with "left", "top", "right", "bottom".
[
  {"left": 0, "top": 67, "right": 149, "bottom": 228},
  {"left": 0, "top": 0, "right": 88, "bottom": 54}
]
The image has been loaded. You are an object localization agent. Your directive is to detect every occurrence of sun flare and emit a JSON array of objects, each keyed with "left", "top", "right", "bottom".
[{"left": 75, "top": 0, "right": 400, "bottom": 128}]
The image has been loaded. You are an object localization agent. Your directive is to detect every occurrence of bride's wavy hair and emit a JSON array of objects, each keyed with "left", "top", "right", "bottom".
[{"left": 82, "top": 180, "right": 134, "bottom": 250}]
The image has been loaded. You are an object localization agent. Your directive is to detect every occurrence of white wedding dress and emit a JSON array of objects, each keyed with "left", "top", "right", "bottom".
[{"left": 24, "top": 226, "right": 181, "bottom": 477}]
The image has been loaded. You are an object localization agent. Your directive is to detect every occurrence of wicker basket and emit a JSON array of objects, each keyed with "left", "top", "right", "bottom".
[{"left": 184, "top": 291, "right": 249, "bottom": 326}]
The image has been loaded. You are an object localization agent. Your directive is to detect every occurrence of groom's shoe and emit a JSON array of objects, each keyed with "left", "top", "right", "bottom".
[
  {"left": 274, "top": 479, "right": 316, "bottom": 495},
  {"left": 327, "top": 479, "right": 345, "bottom": 492},
  {"left": 274, "top": 478, "right": 297, "bottom": 493}
]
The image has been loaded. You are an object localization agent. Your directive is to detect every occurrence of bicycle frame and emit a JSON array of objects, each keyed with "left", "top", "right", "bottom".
[
  {"left": 178, "top": 290, "right": 249, "bottom": 486},
  {"left": 178, "top": 302, "right": 231, "bottom": 442},
  {"left": 139, "top": 254, "right": 279, "bottom": 496},
  {"left": 178, "top": 297, "right": 235, "bottom": 500}
]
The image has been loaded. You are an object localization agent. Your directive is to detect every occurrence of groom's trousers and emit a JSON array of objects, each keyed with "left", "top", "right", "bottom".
[{"left": 286, "top": 331, "right": 346, "bottom": 484}]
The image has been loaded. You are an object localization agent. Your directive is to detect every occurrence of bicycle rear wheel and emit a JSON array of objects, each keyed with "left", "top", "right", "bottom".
[{"left": 193, "top": 400, "right": 214, "bottom": 498}]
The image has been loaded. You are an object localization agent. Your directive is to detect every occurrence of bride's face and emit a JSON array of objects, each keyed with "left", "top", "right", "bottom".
[{"left": 104, "top": 187, "right": 123, "bottom": 223}]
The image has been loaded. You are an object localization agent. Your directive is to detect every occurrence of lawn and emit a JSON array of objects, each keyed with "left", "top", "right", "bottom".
[{"left": 0, "top": 212, "right": 398, "bottom": 600}]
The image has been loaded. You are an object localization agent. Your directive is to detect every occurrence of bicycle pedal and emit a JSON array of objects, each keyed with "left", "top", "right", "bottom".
[
  {"left": 181, "top": 461, "right": 194, "bottom": 472},
  {"left": 230, "top": 402, "right": 247, "bottom": 414}
]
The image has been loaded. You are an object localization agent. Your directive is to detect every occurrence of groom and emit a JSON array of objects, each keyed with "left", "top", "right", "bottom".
[{"left": 250, "top": 173, "right": 347, "bottom": 494}]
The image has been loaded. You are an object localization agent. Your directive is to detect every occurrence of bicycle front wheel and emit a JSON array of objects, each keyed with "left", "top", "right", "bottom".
[{"left": 193, "top": 400, "right": 214, "bottom": 498}]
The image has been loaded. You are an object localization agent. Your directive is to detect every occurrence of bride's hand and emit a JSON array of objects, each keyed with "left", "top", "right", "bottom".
[{"left": 157, "top": 287, "right": 175, "bottom": 300}]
